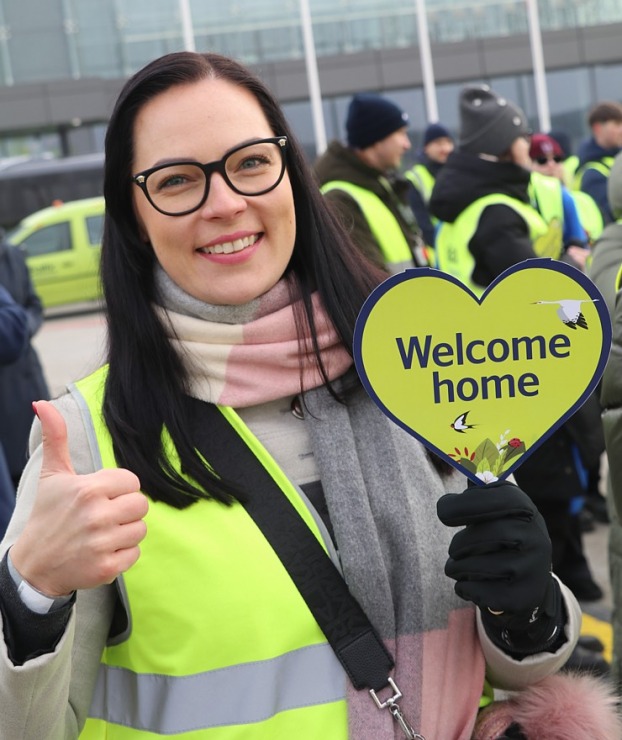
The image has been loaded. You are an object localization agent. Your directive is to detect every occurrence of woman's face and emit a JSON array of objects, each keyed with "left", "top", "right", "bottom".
[{"left": 131, "top": 77, "right": 296, "bottom": 305}]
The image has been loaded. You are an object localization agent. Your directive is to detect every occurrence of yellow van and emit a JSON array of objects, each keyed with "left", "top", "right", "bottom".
[{"left": 6, "top": 196, "right": 104, "bottom": 309}]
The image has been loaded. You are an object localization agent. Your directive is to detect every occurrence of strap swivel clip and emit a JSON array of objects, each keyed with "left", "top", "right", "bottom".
[{"left": 369, "top": 677, "right": 425, "bottom": 740}]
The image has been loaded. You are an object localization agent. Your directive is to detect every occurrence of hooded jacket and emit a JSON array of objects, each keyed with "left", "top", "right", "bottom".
[
  {"left": 428, "top": 150, "right": 536, "bottom": 288},
  {"left": 313, "top": 141, "right": 424, "bottom": 270}
]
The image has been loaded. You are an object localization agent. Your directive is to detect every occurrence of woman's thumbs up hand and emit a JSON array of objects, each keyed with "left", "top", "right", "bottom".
[{"left": 9, "top": 401, "right": 149, "bottom": 598}]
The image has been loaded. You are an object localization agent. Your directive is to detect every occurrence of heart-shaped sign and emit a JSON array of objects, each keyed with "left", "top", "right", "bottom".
[{"left": 353, "top": 259, "right": 611, "bottom": 484}]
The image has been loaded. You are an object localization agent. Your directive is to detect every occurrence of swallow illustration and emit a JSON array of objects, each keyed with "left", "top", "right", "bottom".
[{"left": 451, "top": 411, "right": 476, "bottom": 433}]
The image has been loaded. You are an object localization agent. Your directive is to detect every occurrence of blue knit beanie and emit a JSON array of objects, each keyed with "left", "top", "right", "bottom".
[
  {"left": 346, "top": 93, "right": 410, "bottom": 149},
  {"left": 423, "top": 122, "right": 452, "bottom": 146}
]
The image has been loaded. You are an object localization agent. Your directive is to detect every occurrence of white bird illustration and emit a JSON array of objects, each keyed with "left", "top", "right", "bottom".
[
  {"left": 451, "top": 411, "right": 476, "bottom": 433},
  {"left": 532, "top": 298, "right": 598, "bottom": 329}
]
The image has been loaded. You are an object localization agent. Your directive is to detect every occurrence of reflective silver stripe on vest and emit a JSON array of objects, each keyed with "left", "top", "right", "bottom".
[{"left": 89, "top": 642, "right": 345, "bottom": 733}]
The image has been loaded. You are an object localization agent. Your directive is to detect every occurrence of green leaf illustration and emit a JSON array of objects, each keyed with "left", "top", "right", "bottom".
[
  {"left": 491, "top": 453, "right": 505, "bottom": 476},
  {"left": 476, "top": 458, "right": 492, "bottom": 474},
  {"left": 473, "top": 438, "right": 499, "bottom": 470},
  {"left": 458, "top": 457, "right": 477, "bottom": 474}
]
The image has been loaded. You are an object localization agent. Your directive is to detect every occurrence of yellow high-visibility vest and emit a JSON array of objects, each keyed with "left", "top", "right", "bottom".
[
  {"left": 75, "top": 366, "right": 347, "bottom": 739},
  {"left": 528, "top": 171, "right": 564, "bottom": 259},
  {"left": 320, "top": 180, "right": 421, "bottom": 272},
  {"left": 573, "top": 156, "right": 615, "bottom": 191},
  {"left": 405, "top": 164, "right": 436, "bottom": 205},
  {"left": 435, "top": 194, "right": 549, "bottom": 296},
  {"left": 570, "top": 190, "right": 604, "bottom": 244}
]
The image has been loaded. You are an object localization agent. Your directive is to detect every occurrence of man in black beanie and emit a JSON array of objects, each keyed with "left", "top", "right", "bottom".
[
  {"left": 314, "top": 92, "right": 429, "bottom": 273},
  {"left": 405, "top": 122, "right": 454, "bottom": 247}
]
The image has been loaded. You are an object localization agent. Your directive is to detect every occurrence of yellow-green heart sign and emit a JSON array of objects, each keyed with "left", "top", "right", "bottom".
[{"left": 353, "top": 259, "right": 611, "bottom": 484}]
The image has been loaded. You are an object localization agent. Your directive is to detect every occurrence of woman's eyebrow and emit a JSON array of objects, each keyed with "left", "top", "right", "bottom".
[
  {"left": 147, "top": 138, "right": 270, "bottom": 168},
  {"left": 149, "top": 156, "right": 198, "bottom": 167}
]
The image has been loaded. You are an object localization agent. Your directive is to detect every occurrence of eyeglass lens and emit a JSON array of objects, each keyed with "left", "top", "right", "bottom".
[{"left": 144, "top": 140, "right": 285, "bottom": 214}]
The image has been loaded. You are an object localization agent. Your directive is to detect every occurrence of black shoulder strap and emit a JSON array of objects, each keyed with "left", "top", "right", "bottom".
[{"left": 184, "top": 396, "right": 394, "bottom": 692}]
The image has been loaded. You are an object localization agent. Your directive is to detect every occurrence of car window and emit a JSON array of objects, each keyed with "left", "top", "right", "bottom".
[
  {"left": 86, "top": 214, "right": 104, "bottom": 246},
  {"left": 19, "top": 222, "right": 71, "bottom": 258}
]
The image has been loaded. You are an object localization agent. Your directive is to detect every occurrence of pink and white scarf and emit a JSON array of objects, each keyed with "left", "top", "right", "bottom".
[{"left": 155, "top": 273, "right": 353, "bottom": 407}]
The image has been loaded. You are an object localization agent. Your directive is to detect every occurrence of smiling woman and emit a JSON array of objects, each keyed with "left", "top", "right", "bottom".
[{"left": 0, "top": 52, "right": 593, "bottom": 740}]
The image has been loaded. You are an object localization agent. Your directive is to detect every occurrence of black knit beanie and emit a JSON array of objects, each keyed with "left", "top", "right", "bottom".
[
  {"left": 459, "top": 85, "right": 529, "bottom": 157},
  {"left": 346, "top": 93, "right": 410, "bottom": 149}
]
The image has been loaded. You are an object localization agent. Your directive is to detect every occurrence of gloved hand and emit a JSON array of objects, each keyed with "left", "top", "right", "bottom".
[{"left": 437, "top": 480, "right": 552, "bottom": 614}]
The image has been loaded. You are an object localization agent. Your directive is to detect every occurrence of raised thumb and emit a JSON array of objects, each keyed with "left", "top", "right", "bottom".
[{"left": 35, "top": 400, "right": 75, "bottom": 476}]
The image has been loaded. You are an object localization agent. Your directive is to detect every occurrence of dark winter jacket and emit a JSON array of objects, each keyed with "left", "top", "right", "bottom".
[
  {"left": 313, "top": 141, "right": 424, "bottom": 270},
  {"left": 429, "top": 150, "right": 537, "bottom": 288},
  {"left": 576, "top": 137, "right": 621, "bottom": 225},
  {"left": 0, "top": 285, "right": 27, "bottom": 365},
  {"left": 0, "top": 284, "right": 28, "bottom": 537},
  {"left": 589, "top": 223, "right": 622, "bottom": 316},
  {"left": 595, "top": 152, "right": 622, "bottom": 457},
  {"left": 589, "top": 150, "right": 622, "bottom": 687},
  {"left": 0, "top": 241, "right": 49, "bottom": 480}
]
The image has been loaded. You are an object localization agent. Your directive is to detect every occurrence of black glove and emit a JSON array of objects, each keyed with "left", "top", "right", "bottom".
[
  {"left": 437, "top": 481, "right": 566, "bottom": 657},
  {"left": 437, "top": 480, "right": 552, "bottom": 614}
]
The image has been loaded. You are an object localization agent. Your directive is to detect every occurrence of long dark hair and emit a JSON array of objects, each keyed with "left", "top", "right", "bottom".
[{"left": 101, "top": 51, "right": 387, "bottom": 508}]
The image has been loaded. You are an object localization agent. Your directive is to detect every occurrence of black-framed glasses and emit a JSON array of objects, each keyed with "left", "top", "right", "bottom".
[
  {"left": 132, "top": 136, "right": 288, "bottom": 216},
  {"left": 535, "top": 155, "right": 563, "bottom": 165}
]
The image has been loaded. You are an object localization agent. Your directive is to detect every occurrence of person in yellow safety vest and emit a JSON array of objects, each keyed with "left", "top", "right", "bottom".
[
  {"left": 528, "top": 133, "right": 594, "bottom": 268},
  {"left": 431, "top": 85, "right": 607, "bottom": 652},
  {"left": 0, "top": 53, "right": 583, "bottom": 740},
  {"left": 547, "top": 129, "right": 579, "bottom": 187},
  {"left": 574, "top": 101, "right": 622, "bottom": 225},
  {"left": 314, "top": 92, "right": 430, "bottom": 273},
  {"left": 405, "top": 122, "right": 454, "bottom": 248},
  {"left": 547, "top": 129, "right": 606, "bottom": 247},
  {"left": 430, "top": 84, "right": 550, "bottom": 295}
]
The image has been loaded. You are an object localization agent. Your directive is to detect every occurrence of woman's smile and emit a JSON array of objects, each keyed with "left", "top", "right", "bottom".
[
  {"left": 197, "top": 232, "right": 261, "bottom": 256},
  {"left": 131, "top": 77, "right": 296, "bottom": 306}
]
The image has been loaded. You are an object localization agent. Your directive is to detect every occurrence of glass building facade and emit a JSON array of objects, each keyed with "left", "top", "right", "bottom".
[{"left": 0, "top": 0, "right": 621, "bottom": 159}]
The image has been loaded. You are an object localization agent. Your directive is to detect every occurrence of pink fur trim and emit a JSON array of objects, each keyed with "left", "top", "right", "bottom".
[{"left": 474, "top": 672, "right": 622, "bottom": 740}]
